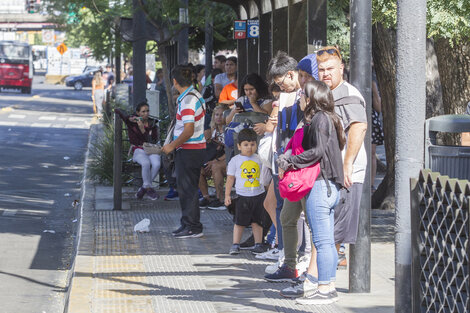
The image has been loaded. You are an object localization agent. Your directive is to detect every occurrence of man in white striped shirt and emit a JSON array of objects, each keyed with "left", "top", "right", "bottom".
[{"left": 163, "top": 65, "right": 206, "bottom": 238}]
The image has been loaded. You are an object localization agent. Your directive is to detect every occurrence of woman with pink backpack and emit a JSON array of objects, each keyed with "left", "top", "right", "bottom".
[{"left": 277, "top": 80, "right": 346, "bottom": 305}]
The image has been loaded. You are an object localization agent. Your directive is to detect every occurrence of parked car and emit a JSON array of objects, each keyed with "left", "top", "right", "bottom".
[{"left": 65, "top": 69, "right": 99, "bottom": 90}]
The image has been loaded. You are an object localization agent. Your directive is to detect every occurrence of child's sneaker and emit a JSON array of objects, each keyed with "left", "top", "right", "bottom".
[
  {"left": 229, "top": 244, "right": 240, "bottom": 255},
  {"left": 264, "top": 264, "right": 298, "bottom": 283},
  {"left": 240, "top": 235, "right": 255, "bottom": 250},
  {"left": 164, "top": 187, "right": 179, "bottom": 201},
  {"left": 250, "top": 243, "right": 266, "bottom": 254}
]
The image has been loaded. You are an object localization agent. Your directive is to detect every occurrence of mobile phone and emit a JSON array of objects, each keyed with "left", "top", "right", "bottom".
[{"left": 234, "top": 101, "right": 245, "bottom": 112}]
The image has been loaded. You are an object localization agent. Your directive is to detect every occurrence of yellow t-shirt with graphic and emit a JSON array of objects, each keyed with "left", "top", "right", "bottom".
[{"left": 227, "top": 154, "right": 265, "bottom": 197}]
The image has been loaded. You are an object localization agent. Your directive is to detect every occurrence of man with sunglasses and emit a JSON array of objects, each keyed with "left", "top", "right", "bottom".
[{"left": 316, "top": 46, "right": 368, "bottom": 269}]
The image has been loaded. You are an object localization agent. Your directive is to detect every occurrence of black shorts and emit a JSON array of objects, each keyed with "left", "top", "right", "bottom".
[
  {"left": 334, "top": 183, "right": 363, "bottom": 244},
  {"left": 234, "top": 192, "right": 266, "bottom": 227}
]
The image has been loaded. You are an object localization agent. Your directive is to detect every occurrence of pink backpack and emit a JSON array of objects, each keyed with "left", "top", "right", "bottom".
[{"left": 279, "top": 127, "right": 321, "bottom": 202}]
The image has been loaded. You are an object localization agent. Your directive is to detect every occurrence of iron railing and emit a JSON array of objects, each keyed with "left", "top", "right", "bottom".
[{"left": 411, "top": 169, "right": 470, "bottom": 313}]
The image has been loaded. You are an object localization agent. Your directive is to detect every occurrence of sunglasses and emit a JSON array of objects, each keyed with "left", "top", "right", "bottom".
[{"left": 317, "top": 48, "right": 342, "bottom": 59}]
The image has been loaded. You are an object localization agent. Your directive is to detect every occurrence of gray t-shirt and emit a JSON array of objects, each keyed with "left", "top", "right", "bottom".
[
  {"left": 214, "top": 73, "right": 233, "bottom": 88},
  {"left": 227, "top": 154, "right": 265, "bottom": 197},
  {"left": 332, "top": 81, "right": 368, "bottom": 184}
]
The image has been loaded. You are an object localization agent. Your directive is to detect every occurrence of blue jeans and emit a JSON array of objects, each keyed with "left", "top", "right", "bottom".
[
  {"left": 272, "top": 174, "right": 284, "bottom": 250},
  {"left": 305, "top": 179, "right": 340, "bottom": 285}
]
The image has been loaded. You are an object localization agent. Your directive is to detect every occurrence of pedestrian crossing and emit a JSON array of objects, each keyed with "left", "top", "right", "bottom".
[{"left": 0, "top": 112, "right": 92, "bottom": 129}]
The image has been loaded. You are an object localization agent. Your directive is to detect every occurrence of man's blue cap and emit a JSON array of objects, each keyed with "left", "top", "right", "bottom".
[{"left": 297, "top": 53, "right": 318, "bottom": 80}]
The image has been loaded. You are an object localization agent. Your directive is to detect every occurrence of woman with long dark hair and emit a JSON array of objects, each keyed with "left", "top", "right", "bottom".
[
  {"left": 277, "top": 80, "right": 345, "bottom": 305},
  {"left": 225, "top": 73, "right": 272, "bottom": 124}
]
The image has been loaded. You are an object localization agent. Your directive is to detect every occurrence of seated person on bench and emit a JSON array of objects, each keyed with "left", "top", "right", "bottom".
[
  {"left": 199, "top": 104, "right": 229, "bottom": 210},
  {"left": 115, "top": 101, "right": 161, "bottom": 200}
]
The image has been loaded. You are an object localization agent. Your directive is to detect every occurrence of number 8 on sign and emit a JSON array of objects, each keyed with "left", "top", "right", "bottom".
[
  {"left": 247, "top": 20, "right": 259, "bottom": 38},
  {"left": 249, "top": 25, "right": 259, "bottom": 38}
]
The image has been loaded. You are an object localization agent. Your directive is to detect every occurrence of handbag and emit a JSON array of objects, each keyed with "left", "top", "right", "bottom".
[
  {"left": 258, "top": 132, "right": 273, "bottom": 169},
  {"left": 278, "top": 126, "right": 321, "bottom": 202},
  {"left": 143, "top": 142, "right": 162, "bottom": 155}
]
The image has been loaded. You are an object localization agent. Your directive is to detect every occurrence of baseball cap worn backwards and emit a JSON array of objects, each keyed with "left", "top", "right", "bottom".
[{"left": 297, "top": 53, "right": 319, "bottom": 80}]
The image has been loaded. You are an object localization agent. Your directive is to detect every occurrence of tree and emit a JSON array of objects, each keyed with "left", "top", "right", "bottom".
[
  {"left": 45, "top": 1, "right": 133, "bottom": 60},
  {"left": 370, "top": 0, "right": 470, "bottom": 208}
]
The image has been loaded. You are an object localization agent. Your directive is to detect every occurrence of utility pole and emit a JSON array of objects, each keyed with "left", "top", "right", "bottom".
[
  {"left": 349, "top": 0, "right": 372, "bottom": 293},
  {"left": 395, "top": 0, "right": 427, "bottom": 311},
  {"left": 204, "top": 9, "right": 213, "bottom": 79},
  {"left": 178, "top": 0, "right": 189, "bottom": 64},
  {"left": 132, "top": 0, "right": 147, "bottom": 108}
]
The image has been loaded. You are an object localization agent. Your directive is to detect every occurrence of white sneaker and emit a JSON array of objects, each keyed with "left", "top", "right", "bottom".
[
  {"left": 255, "top": 248, "right": 278, "bottom": 260},
  {"left": 256, "top": 248, "right": 283, "bottom": 260},
  {"left": 265, "top": 251, "right": 285, "bottom": 273},
  {"left": 296, "top": 254, "right": 311, "bottom": 273},
  {"left": 265, "top": 260, "right": 281, "bottom": 274}
]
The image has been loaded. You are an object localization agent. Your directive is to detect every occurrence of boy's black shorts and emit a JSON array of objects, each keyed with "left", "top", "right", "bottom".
[{"left": 234, "top": 192, "right": 266, "bottom": 227}]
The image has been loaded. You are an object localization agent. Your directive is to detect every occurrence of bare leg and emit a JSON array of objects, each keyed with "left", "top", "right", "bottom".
[
  {"left": 263, "top": 180, "right": 277, "bottom": 230},
  {"left": 233, "top": 224, "right": 245, "bottom": 244},
  {"left": 307, "top": 244, "right": 318, "bottom": 278},
  {"left": 198, "top": 170, "right": 209, "bottom": 198},
  {"left": 251, "top": 222, "right": 263, "bottom": 244},
  {"left": 212, "top": 160, "right": 226, "bottom": 202},
  {"left": 371, "top": 143, "right": 377, "bottom": 189}
]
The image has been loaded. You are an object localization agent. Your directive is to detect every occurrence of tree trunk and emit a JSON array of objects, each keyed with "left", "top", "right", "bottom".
[
  {"left": 158, "top": 46, "right": 175, "bottom": 121},
  {"left": 434, "top": 38, "right": 470, "bottom": 145},
  {"left": 371, "top": 25, "right": 446, "bottom": 209},
  {"left": 372, "top": 23, "right": 396, "bottom": 210}
]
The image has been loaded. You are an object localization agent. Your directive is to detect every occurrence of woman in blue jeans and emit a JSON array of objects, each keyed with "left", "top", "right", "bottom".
[{"left": 277, "top": 81, "right": 345, "bottom": 305}]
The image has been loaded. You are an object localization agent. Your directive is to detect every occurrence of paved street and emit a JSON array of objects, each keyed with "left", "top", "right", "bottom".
[{"left": 0, "top": 76, "right": 93, "bottom": 313}]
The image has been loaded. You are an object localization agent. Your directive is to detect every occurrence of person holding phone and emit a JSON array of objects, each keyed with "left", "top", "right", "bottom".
[
  {"left": 115, "top": 101, "right": 161, "bottom": 201},
  {"left": 225, "top": 73, "right": 273, "bottom": 124}
]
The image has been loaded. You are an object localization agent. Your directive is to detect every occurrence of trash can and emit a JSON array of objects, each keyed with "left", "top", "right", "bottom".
[{"left": 424, "top": 114, "right": 470, "bottom": 180}]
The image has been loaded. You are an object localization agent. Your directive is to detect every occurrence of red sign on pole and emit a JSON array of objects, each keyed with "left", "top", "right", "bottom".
[{"left": 234, "top": 20, "right": 246, "bottom": 39}]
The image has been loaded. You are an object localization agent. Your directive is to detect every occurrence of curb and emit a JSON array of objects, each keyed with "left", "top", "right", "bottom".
[{"left": 63, "top": 123, "right": 103, "bottom": 313}]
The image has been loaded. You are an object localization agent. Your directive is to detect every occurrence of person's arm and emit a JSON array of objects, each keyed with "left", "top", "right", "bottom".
[
  {"left": 91, "top": 79, "right": 96, "bottom": 99},
  {"left": 224, "top": 175, "right": 235, "bottom": 206},
  {"left": 162, "top": 122, "right": 194, "bottom": 154},
  {"left": 277, "top": 114, "right": 329, "bottom": 170},
  {"left": 204, "top": 128, "right": 212, "bottom": 141},
  {"left": 372, "top": 81, "right": 381, "bottom": 113},
  {"left": 264, "top": 106, "right": 279, "bottom": 133},
  {"left": 215, "top": 83, "right": 223, "bottom": 99},
  {"left": 225, "top": 106, "right": 243, "bottom": 124},
  {"left": 220, "top": 99, "right": 236, "bottom": 106},
  {"left": 343, "top": 121, "right": 367, "bottom": 188},
  {"left": 248, "top": 96, "right": 268, "bottom": 114}
]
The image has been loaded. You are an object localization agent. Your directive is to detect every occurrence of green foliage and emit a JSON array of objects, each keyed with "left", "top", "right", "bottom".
[
  {"left": 88, "top": 102, "right": 131, "bottom": 185},
  {"left": 46, "top": 0, "right": 132, "bottom": 60},
  {"left": 187, "top": 1, "right": 237, "bottom": 51},
  {"left": 373, "top": 0, "right": 470, "bottom": 42},
  {"left": 88, "top": 121, "right": 116, "bottom": 185},
  {"left": 327, "top": 0, "right": 350, "bottom": 61}
]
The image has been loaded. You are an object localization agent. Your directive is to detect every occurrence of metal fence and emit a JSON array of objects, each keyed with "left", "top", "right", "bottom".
[{"left": 411, "top": 169, "right": 470, "bottom": 313}]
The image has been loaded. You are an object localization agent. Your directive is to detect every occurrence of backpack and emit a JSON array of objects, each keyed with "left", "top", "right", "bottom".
[
  {"left": 224, "top": 119, "right": 253, "bottom": 148},
  {"left": 278, "top": 127, "right": 320, "bottom": 202}
]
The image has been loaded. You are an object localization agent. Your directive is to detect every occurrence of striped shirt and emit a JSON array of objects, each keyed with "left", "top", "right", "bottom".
[{"left": 174, "top": 86, "right": 206, "bottom": 149}]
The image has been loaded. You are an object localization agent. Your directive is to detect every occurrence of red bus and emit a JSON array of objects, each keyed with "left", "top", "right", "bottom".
[{"left": 0, "top": 41, "right": 33, "bottom": 94}]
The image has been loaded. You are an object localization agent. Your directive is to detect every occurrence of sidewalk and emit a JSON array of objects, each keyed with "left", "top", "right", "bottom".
[{"left": 66, "top": 125, "right": 395, "bottom": 313}]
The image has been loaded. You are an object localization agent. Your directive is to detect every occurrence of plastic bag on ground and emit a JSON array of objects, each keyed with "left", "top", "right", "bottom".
[{"left": 134, "top": 218, "right": 150, "bottom": 233}]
